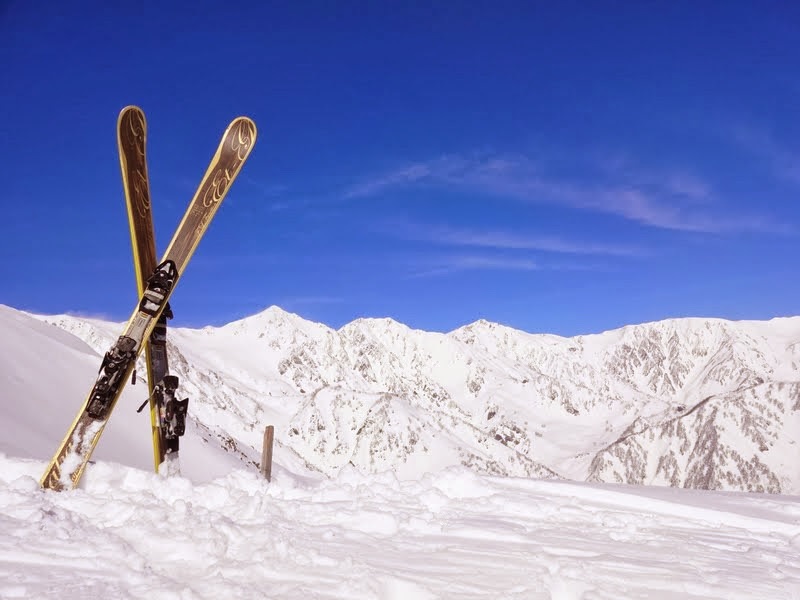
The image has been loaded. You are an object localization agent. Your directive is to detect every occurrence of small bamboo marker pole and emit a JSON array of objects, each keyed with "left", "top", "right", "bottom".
[{"left": 260, "top": 425, "right": 274, "bottom": 482}]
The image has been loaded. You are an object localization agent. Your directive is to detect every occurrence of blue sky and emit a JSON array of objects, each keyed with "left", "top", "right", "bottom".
[{"left": 1, "top": 2, "right": 799, "bottom": 336}]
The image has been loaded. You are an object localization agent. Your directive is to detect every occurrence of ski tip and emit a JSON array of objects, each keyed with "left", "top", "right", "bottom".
[
  {"left": 117, "top": 106, "right": 147, "bottom": 135},
  {"left": 231, "top": 116, "right": 257, "bottom": 133},
  {"left": 118, "top": 105, "right": 144, "bottom": 118},
  {"left": 228, "top": 116, "right": 257, "bottom": 149}
]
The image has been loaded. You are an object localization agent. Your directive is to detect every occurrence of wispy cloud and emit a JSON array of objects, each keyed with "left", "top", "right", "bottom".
[
  {"left": 238, "top": 176, "right": 295, "bottom": 211},
  {"left": 662, "top": 173, "right": 713, "bottom": 201},
  {"left": 346, "top": 153, "right": 787, "bottom": 234},
  {"left": 406, "top": 254, "right": 539, "bottom": 278},
  {"left": 241, "top": 175, "right": 288, "bottom": 198},
  {"left": 594, "top": 156, "right": 713, "bottom": 203},
  {"left": 381, "top": 220, "right": 646, "bottom": 257},
  {"left": 345, "top": 164, "right": 434, "bottom": 198},
  {"left": 729, "top": 124, "right": 800, "bottom": 186},
  {"left": 401, "top": 251, "right": 618, "bottom": 278}
]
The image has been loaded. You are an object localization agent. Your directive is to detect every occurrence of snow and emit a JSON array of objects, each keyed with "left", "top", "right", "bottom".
[
  {"left": 22, "top": 304, "right": 800, "bottom": 493},
  {"left": 2, "top": 455, "right": 800, "bottom": 598},
  {"left": 2, "top": 303, "right": 800, "bottom": 597},
  {"left": 0, "top": 305, "right": 243, "bottom": 482}
]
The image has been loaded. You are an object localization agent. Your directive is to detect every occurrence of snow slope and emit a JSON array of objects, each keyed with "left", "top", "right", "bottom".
[
  {"left": 19, "top": 304, "right": 800, "bottom": 494},
  {"left": 0, "top": 305, "right": 244, "bottom": 482}
]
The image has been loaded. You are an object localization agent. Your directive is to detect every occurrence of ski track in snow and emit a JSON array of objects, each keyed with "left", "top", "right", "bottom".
[{"left": 1, "top": 455, "right": 799, "bottom": 599}]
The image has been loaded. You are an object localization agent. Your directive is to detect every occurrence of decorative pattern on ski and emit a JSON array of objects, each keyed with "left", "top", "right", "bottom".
[
  {"left": 119, "top": 105, "right": 176, "bottom": 474},
  {"left": 118, "top": 106, "right": 156, "bottom": 284},
  {"left": 169, "top": 118, "right": 256, "bottom": 263},
  {"left": 41, "top": 114, "right": 257, "bottom": 491}
]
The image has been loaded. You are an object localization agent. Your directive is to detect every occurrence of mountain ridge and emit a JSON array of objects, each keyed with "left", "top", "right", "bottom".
[{"left": 5, "top": 304, "right": 799, "bottom": 493}]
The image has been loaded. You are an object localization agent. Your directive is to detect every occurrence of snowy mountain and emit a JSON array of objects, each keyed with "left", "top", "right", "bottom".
[
  {"left": 4, "top": 304, "right": 800, "bottom": 494},
  {"left": 2, "top": 303, "right": 800, "bottom": 597}
]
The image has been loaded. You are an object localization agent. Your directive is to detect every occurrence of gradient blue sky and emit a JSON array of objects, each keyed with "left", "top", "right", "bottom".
[{"left": 1, "top": 2, "right": 799, "bottom": 336}]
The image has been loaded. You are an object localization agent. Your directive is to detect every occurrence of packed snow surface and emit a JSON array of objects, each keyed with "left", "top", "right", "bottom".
[{"left": 2, "top": 454, "right": 800, "bottom": 599}]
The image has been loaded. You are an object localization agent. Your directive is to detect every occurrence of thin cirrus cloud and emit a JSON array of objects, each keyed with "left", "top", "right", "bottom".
[
  {"left": 344, "top": 163, "right": 434, "bottom": 199},
  {"left": 591, "top": 155, "right": 713, "bottom": 203},
  {"left": 728, "top": 124, "right": 800, "bottom": 186},
  {"left": 346, "top": 153, "right": 787, "bottom": 234},
  {"left": 382, "top": 220, "right": 646, "bottom": 258},
  {"left": 406, "top": 254, "right": 539, "bottom": 279}
]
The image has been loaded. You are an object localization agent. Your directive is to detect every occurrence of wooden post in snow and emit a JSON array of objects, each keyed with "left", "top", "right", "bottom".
[{"left": 260, "top": 425, "right": 274, "bottom": 482}]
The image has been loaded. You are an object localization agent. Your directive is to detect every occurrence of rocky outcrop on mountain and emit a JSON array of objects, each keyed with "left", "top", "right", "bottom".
[{"left": 34, "top": 307, "right": 800, "bottom": 493}]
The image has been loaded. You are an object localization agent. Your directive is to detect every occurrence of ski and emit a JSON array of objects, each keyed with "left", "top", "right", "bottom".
[
  {"left": 118, "top": 105, "right": 183, "bottom": 476},
  {"left": 41, "top": 115, "right": 257, "bottom": 491}
]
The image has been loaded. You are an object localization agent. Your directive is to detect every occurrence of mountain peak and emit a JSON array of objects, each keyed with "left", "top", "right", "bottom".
[{"left": 8, "top": 303, "right": 800, "bottom": 493}]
